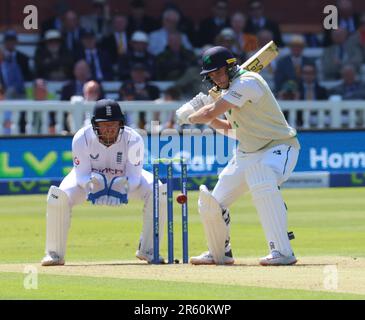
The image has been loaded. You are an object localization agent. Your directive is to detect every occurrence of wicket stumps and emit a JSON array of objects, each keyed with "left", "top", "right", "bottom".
[{"left": 152, "top": 158, "right": 188, "bottom": 264}]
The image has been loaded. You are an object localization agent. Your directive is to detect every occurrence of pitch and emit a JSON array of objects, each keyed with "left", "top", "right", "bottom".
[{"left": 0, "top": 187, "right": 365, "bottom": 299}]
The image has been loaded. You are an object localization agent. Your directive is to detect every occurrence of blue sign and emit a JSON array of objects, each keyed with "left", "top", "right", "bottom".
[
  {"left": 1, "top": 130, "right": 365, "bottom": 185},
  {"left": 296, "top": 130, "right": 365, "bottom": 172}
]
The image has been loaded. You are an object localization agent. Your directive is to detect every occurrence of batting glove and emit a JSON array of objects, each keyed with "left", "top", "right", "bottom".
[
  {"left": 176, "top": 102, "right": 194, "bottom": 125},
  {"left": 190, "top": 92, "right": 214, "bottom": 110}
]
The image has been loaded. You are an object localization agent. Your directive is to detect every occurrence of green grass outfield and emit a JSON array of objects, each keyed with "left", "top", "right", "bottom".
[{"left": 0, "top": 187, "right": 365, "bottom": 299}]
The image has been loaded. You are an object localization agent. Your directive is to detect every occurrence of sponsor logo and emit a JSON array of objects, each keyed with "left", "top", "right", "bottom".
[
  {"left": 229, "top": 90, "right": 242, "bottom": 99},
  {"left": 73, "top": 157, "right": 80, "bottom": 166},
  {"left": 273, "top": 150, "right": 282, "bottom": 155},
  {"left": 92, "top": 168, "right": 124, "bottom": 175},
  {"left": 310, "top": 148, "right": 365, "bottom": 169},
  {"left": 116, "top": 152, "right": 123, "bottom": 164},
  {"left": 90, "top": 153, "right": 99, "bottom": 160},
  {"left": 106, "top": 106, "right": 112, "bottom": 116},
  {"left": 51, "top": 194, "right": 58, "bottom": 199}
]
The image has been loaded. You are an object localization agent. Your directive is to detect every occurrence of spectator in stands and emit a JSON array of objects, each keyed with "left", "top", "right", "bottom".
[
  {"left": 119, "top": 63, "right": 160, "bottom": 128},
  {"left": 41, "top": 1, "right": 68, "bottom": 36},
  {"left": 62, "top": 10, "right": 85, "bottom": 56},
  {"left": 277, "top": 80, "right": 300, "bottom": 101},
  {"left": 69, "top": 80, "right": 103, "bottom": 127},
  {"left": 172, "top": 45, "right": 213, "bottom": 99},
  {"left": 80, "top": 0, "right": 111, "bottom": 41},
  {"left": 0, "top": 83, "right": 11, "bottom": 134},
  {"left": 101, "top": 14, "right": 130, "bottom": 64},
  {"left": 3, "top": 30, "right": 32, "bottom": 81},
  {"left": 0, "top": 45, "right": 25, "bottom": 98},
  {"left": 299, "top": 64, "right": 328, "bottom": 101},
  {"left": 323, "top": 0, "right": 359, "bottom": 46},
  {"left": 330, "top": 64, "right": 365, "bottom": 99},
  {"left": 298, "top": 64, "right": 329, "bottom": 127},
  {"left": 245, "top": 0, "right": 283, "bottom": 47},
  {"left": 230, "top": 12, "right": 258, "bottom": 54},
  {"left": 148, "top": 8, "right": 193, "bottom": 56},
  {"left": 83, "top": 80, "right": 103, "bottom": 101},
  {"left": 347, "top": 13, "right": 365, "bottom": 64},
  {"left": 198, "top": 0, "right": 230, "bottom": 47},
  {"left": 214, "top": 28, "right": 246, "bottom": 64},
  {"left": 77, "top": 29, "right": 113, "bottom": 81},
  {"left": 159, "top": 86, "right": 182, "bottom": 129},
  {"left": 0, "top": 45, "right": 25, "bottom": 134},
  {"left": 274, "top": 35, "right": 312, "bottom": 93},
  {"left": 34, "top": 30, "right": 73, "bottom": 81},
  {"left": 162, "top": 2, "right": 196, "bottom": 48},
  {"left": 127, "top": 0, "right": 158, "bottom": 34},
  {"left": 277, "top": 80, "right": 300, "bottom": 126},
  {"left": 155, "top": 31, "right": 196, "bottom": 81},
  {"left": 61, "top": 60, "right": 92, "bottom": 100},
  {"left": 20, "top": 79, "right": 56, "bottom": 134},
  {"left": 118, "top": 31, "right": 155, "bottom": 80},
  {"left": 322, "top": 28, "right": 363, "bottom": 80}
]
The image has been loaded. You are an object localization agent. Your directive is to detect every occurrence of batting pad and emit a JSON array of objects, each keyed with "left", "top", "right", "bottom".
[
  {"left": 198, "top": 185, "right": 228, "bottom": 264},
  {"left": 45, "top": 186, "right": 71, "bottom": 259},
  {"left": 139, "top": 183, "right": 167, "bottom": 255},
  {"left": 244, "top": 163, "right": 293, "bottom": 257}
]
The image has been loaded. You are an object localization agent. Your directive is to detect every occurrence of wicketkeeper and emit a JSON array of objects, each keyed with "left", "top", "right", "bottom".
[
  {"left": 41, "top": 99, "right": 167, "bottom": 266},
  {"left": 176, "top": 46, "right": 300, "bottom": 266}
]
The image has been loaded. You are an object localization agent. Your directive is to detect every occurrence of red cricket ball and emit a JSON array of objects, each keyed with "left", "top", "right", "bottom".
[{"left": 176, "top": 193, "right": 187, "bottom": 204}]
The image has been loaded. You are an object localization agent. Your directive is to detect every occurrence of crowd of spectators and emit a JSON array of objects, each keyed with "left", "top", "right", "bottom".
[{"left": 1, "top": 0, "right": 365, "bottom": 133}]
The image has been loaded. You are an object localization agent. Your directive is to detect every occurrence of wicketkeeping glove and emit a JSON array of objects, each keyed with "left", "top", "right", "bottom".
[
  {"left": 87, "top": 172, "right": 109, "bottom": 205},
  {"left": 107, "top": 176, "right": 129, "bottom": 206}
]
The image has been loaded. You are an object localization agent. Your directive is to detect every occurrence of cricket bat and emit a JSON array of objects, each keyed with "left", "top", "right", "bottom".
[
  {"left": 240, "top": 40, "right": 278, "bottom": 72},
  {"left": 209, "top": 41, "right": 278, "bottom": 99}
]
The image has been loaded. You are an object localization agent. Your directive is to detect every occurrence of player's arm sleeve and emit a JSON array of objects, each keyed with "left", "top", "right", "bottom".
[
  {"left": 125, "top": 134, "right": 144, "bottom": 192},
  {"left": 221, "top": 77, "right": 264, "bottom": 108},
  {"left": 72, "top": 130, "right": 92, "bottom": 189}
]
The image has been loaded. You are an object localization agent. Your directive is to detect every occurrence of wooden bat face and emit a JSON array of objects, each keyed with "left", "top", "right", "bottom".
[{"left": 240, "top": 40, "right": 278, "bottom": 72}]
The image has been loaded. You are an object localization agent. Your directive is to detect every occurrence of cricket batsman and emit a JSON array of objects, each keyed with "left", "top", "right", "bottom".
[
  {"left": 41, "top": 99, "right": 167, "bottom": 266},
  {"left": 176, "top": 46, "right": 300, "bottom": 266}
]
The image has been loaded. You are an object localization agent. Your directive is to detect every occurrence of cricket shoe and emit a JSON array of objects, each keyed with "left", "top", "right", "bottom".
[
  {"left": 259, "top": 250, "right": 297, "bottom": 266},
  {"left": 135, "top": 250, "right": 165, "bottom": 264},
  {"left": 41, "top": 251, "right": 65, "bottom": 266},
  {"left": 190, "top": 250, "right": 235, "bottom": 265}
]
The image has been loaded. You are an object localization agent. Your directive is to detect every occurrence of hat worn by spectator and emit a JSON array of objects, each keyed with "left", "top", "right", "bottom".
[
  {"left": 289, "top": 35, "right": 305, "bottom": 46},
  {"left": 131, "top": 31, "right": 149, "bottom": 43},
  {"left": 219, "top": 28, "right": 235, "bottom": 40},
  {"left": 44, "top": 29, "right": 62, "bottom": 41},
  {"left": 4, "top": 30, "right": 17, "bottom": 41}
]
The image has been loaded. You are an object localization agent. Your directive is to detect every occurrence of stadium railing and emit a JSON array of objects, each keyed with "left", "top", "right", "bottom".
[{"left": 1, "top": 100, "right": 365, "bottom": 134}]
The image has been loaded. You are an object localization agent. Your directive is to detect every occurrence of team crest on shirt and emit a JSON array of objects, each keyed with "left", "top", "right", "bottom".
[
  {"left": 116, "top": 152, "right": 123, "bottom": 164},
  {"left": 90, "top": 153, "right": 100, "bottom": 160}
]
